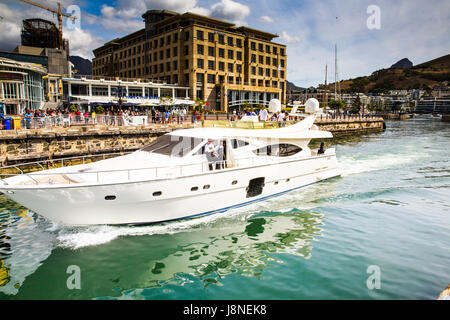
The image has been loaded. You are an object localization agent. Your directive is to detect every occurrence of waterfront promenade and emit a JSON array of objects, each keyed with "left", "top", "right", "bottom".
[{"left": 0, "top": 115, "right": 384, "bottom": 165}]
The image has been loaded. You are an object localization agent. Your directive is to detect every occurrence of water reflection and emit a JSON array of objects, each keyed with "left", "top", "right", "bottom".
[
  {"left": 99, "top": 208, "right": 325, "bottom": 299},
  {"left": 0, "top": 196, "right": 55, "bottom": 295}
]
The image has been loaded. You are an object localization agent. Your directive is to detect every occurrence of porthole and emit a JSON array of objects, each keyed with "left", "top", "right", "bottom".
[
  {"left": 203, "top": 185, "right": 210, "bottom": 189},
  {"left": 191, "top": 186, "right": 199, "bottom": 191},
  {"left": 232, "top": 180, "right": 238, "bottom": 185},
  {"left": 153, "top": 191, "right": 162, "bottom": 196},
  {"left": 286, "top": 178, "right": 290, "bottom": 182},
  {"left": 105, "top": 195, "right": 116, "bottom": 200}
]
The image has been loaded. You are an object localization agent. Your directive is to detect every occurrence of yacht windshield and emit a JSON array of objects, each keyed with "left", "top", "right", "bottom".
[{"left": 141, "top": 135, "right": 204, "bottom": 157}]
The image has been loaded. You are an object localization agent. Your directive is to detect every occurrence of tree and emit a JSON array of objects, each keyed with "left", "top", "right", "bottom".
[
  {"left": 194, "top": 97, "right": 206, "bottom": 111},
  {"left": 328, "top": 99, "right": 345, "bottom": 112},
  {"left": 95, "top": 106, "right": 104, "bottom": 114},
  {"left": 350, "top": 95, "right": 362, "bottom": 114}
]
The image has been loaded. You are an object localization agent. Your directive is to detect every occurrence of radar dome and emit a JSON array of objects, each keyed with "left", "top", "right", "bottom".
[
  {"left": 268, "top": 99, "right": 281, "bottom": 113},
  {"left": 305, "top": 98, "right": 320, "bottom": 114}
]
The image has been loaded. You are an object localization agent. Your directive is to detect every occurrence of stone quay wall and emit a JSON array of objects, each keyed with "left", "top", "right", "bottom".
[{"left": 0, "top": 118, "right": 384, "bottom": 165}]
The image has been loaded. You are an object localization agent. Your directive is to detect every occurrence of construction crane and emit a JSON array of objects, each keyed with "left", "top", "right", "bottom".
[{"left": 18, "top": 0, "right": 76, "bottom": 48}]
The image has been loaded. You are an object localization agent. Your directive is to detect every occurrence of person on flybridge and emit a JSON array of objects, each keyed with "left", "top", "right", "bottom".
[{"left": 259, "top": 105, "right": 269, "bottom": 121}]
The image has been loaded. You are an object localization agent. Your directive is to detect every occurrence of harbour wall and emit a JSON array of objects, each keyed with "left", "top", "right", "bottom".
[{"left": 0, "top": 118, "right": 384, "bottom": 165}]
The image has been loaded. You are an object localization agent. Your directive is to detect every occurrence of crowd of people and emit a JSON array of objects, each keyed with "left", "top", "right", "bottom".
[
  {"left": 1, "top": 104, "right": 296, "bottom": 130},
  {"left": 231, "top": 105, "right": 290, "bottom": 122}
]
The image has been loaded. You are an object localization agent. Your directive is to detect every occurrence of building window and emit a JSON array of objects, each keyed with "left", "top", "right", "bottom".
[
  {"left": 281, "top": 59, "right": 285, "bottom": 68},
  {"left": 258, "top": 43, "right": 263, "bottom": 52},
  {"left": 273, "top": 46, "right": 278, "bottom": 55},
  {"left": 228, "top": 63, "right": 233, "bottom": 72},
  {"left": 197, "top": 30, "right": 204, "bottom": 40},
  {"left": 258, "top": 67, "right": 263, "bottom": 76},
  {"left": 265, "top": 80, "right": 270, "bottom": 87},
  {"left": 184, "top": 31, "right": 190, "bottom": 41},
  {"left": 184, "top": 45, "right": 189, "bottom": 55},
  {"left": 173, "top": 46, "right": 178, "bottom": 56},
  {"left": 166, "top": 62, "right": 171, "bottom": 71},
  {"left": 207, "top": 74, "right": 215, "bottom": 83},
  {"left": 273, "top": 58, "right": 278, "bottom": 66},
  {"left": 281, "top": 48, "right": 285, "bottom": 56},
  {"left": 266, "top": 57, "right": 270, "bottom": 65},
  {"left": 197, "top": 44, "right": 204, "bottom": 55},
  {"left": 266, "top": 45, "right": 271, "bottom": 54},
  {"left": 174, "top": 32, "right": 178, "bottom": 42},
  {"left": 272, "top": 69, "right": 278, "bottom": 77},
  {"left": 219, "top": 48, "right": 225, "bottom": 58},
  {"left": 236, "top": 64, "right": 242, "bottom": 74},
  {"left": 281, "top": 70, "right": 285, "bottom": 78},
  {"left": 167, "top": 35, "right": 171, "bottom": 44},
  {"left": 228, "top": 50, "right": 234, "bottom": 59},
  {"left": 259, "top": 55, "right": 263, "bottom": 64},
  {"left": 219, "top": 61, "right": 225, "bottom": 71},
  {"left": 208, "top": 32, "right": 214, "bottom": 43},
  {"left": 173, "top": 60, "right": 178, "bottom": 70},
  {"left": 258, "top": 79, "right": 263, "bottom": 87},
  {"left": 251, "top": 42, "right": 256, "bottom": 50},
  {"left": 218, "top": 34, "right": 224, "bottom": 44},
  {"left": 251, "top": 66, "right": 256, "bottom": 75},
  {"left": 185, "top": 59, "right": 189, "bottom": 69},
  {"left": 266, "top": 68, "right": 270, "bottom": 77},
  {"left": 160, "top": 51, "right": 164, "bottom": 60},
  {"left": 208, "top": 46, "right": 214, "bottom": 57},
  {"left": 227, "top": 37, "right": 234, "bottom": 46},
  {"left": 236, "top": 51, "right": 242, "bottom": 60},
  {"left": 228, "top": 76, "right": 234, "bottom": 84},
  {"left": 160, "top": 38, "right": 164, "bottom": 46},
  {"left": 196, "top": 73, "right": 204, "bottom": 83},
  {"left": 236, "top": 39, "right": 242, "bottom": 48},
  {"left": 251, "top": 54, "right": 256, "bottom": 63},
  {"left": 166, "top": 48, "right": 171, "bottom": 58}
]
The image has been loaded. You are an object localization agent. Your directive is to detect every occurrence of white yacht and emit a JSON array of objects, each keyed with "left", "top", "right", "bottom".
[{"left": 0, "top": 107, "right": 341, "bottom": 226}]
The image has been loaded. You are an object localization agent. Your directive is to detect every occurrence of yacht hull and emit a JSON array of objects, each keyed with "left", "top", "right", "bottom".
[{"left": 0, "top": 155, "right": 341, "bottom": 226}]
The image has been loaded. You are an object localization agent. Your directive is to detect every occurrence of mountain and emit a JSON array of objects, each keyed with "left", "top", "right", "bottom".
[
  {"left": 391, "top": 58, "right": 413, "bottom": 69},
  {"left": 320, "top": 54, "right": 450, "bottom": 94},
  {"left": 70, "top": 56, "right": 92, "bottom": 75},
  {"left": 286, "top": 80, "right": 306, "bottom": 92}
]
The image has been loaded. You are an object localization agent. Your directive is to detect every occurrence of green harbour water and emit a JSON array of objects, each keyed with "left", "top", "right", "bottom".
[{"left": 0, "top": 119, "right": 448, "bottom": 300}]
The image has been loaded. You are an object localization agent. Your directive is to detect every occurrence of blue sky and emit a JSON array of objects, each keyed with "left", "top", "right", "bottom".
[{"left": 1, "top": 0, "right": 449, "bottom": 87}]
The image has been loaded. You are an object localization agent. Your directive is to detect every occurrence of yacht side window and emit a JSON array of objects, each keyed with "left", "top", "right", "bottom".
[
  {"left": 231, "top": 139, "right": 249, "bottom": 149},
  {"left": 253, "top": 144, "right": 302, "bottom": 157}
]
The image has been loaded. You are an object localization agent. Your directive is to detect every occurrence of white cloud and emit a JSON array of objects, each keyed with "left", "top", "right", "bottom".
[
  {"left": 280, "top": 31, "right": 300, "bottom": 44},
  {"left": 63, "top": 27, "right": 104, "bottom": 59},
  {"left": 210, "top": 0, "right": 251, "bottom": 26},
  {"left": 189, "top": 7, "right": 212, "bottom": 16},
  {"left": 259, "top": 15, "right": 274, "bottom": 23}
]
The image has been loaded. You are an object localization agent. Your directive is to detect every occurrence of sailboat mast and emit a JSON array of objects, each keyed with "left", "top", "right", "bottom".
[
  {"left": 325, "top": 64, "right": 328, "bottom": 109},
  {"left": 334, "top": 44, "right": 337, "bottom": 101}
]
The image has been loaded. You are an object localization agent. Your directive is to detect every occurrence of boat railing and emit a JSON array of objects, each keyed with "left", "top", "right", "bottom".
[{"left": 0, "top": 150, "right": 334, "bottom": 186}]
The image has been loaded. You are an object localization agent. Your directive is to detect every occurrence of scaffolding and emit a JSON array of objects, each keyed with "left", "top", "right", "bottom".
[{"left": 21, "top": 18, "right": 62, "bottom": 49}]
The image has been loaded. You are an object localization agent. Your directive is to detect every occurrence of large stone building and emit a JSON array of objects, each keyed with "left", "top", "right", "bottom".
[
  {"left": 92, "top": 10, "right": 287, "bottom": 111},
  {"left": 0, "top": 57, "right": 47, "bottom": 114}
]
